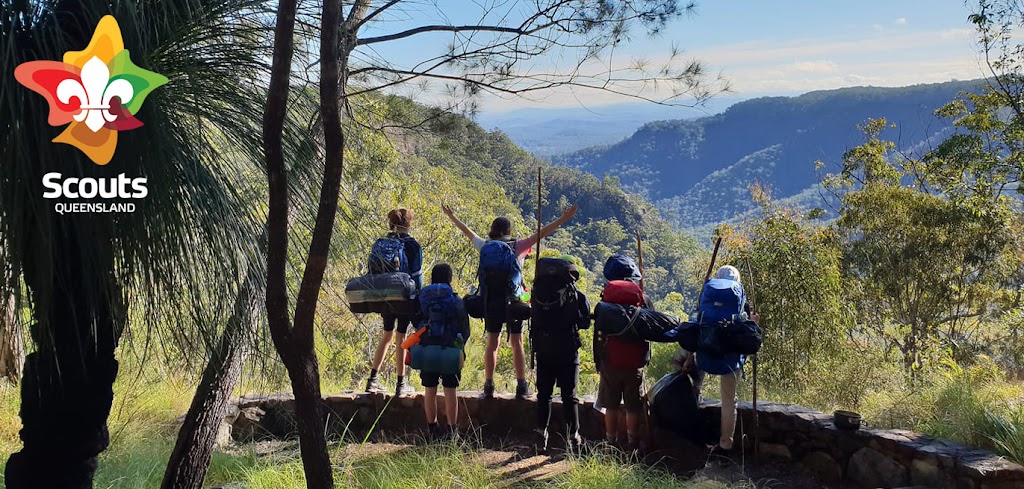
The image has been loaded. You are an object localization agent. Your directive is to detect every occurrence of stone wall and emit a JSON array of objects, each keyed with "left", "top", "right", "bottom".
[{"left": 226, "top": 392, "right": 1024, "bottom": 489}]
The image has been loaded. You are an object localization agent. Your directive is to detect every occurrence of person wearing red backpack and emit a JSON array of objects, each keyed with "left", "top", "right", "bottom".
[
  {"left": 441, "top": 204, "right": 577, "bottom": 400},
  {"left": 594, "top": 254, "right": 652, "bottom": 451}
]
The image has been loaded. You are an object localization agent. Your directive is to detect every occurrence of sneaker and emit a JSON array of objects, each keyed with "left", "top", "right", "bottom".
[
  {"left": 365, "top": 377, "right": 384, "bottom": 393},
  {"left": 478, "top": 381, "right": 494, "bottom": 399},
  {"left": 395, "top": 379, "right": 414, "bottom": 397},
  {"left": 515, "top": 379, "right": 530, "bottom": 400}
]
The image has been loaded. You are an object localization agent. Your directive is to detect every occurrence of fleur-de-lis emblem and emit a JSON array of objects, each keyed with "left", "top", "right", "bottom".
[
  {"left": 14, "top": 16, "right": 167, "bottom": 165},
  {"left": 57, "top": 56, "right": 135, "bottom": 132}
]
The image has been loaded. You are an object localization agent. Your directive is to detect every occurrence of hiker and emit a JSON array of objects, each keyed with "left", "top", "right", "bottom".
[
  {"left": 595, "top": 254, "right": 652, "bottom": 451},
  {"left": 530, "top": 257, "right": 591, "bottom": 451},
  {"left": 680, "top": 264, "right": 760, "bottom": 452},
  {"left": 407, "top": 264, "right": 471, "bottom": 439},
  {"left": 441, "top": 203, "right": 578, "bottom": 399},
  {"left": 365, "top": 208, "right": 423, "bottom": 397}
]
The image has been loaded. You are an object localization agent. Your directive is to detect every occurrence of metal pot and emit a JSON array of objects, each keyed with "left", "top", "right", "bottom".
[{"left": 834, "top": 410, "right": 862, "bottom": 430}]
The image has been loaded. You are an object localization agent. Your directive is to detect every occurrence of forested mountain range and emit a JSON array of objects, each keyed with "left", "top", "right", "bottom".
[{"left": 550, "top": 80, "right": 984, "bottom": 227}]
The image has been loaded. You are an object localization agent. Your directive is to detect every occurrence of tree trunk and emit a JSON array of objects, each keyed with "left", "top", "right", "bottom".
[
  {"left": 5, "top": 229, "right": 122, "bottom": 489},
  {"left": 0, "top": 290, "right": 22, "bottom": 383},
  {"left": 161, "top": 271, "right": 258, "bottom": 489}
]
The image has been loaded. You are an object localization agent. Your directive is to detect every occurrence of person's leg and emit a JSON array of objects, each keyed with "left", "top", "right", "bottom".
[
  {"left": 394, "top": 318, "right": 413, "bottom": 396},
  {"left": 484, "top": 332, "right": 500, "bottom": 382},
  {"left": 598, "top": 371, "right": 621, "bottom": 443},
  {"left": 622, "top": 369, "right": 644, "bottom": 448},
  {"left": 719, "top": 371, "right": 739, "bottom": 450},
  {"left": 535, "top": 359, "right": 556, "bottom": 430},
  {"left": 424, "top": 386, "right": 438, "bottom": 424},
  {"left": 510, "top": 332, "right": 526, "bottom": 380},
  {"left": 509, "top": 320, "right": 529, "bottom": 398},
  {"left": 558, "top": 362, "right": 581, "bottom": 442},
  {"left": 443, "top": 386, "right": 458, "bottom": 426},
  {"left": 367, "top": 316, "right": 396, "bottom": 391}
]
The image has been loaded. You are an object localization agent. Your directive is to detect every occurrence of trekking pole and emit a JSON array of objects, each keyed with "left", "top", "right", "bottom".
[
  {"left": 536, "top": 166, "right": 542, "bottom": 267},
  {"left": 635, "top": 230, "right": 646, "bottom": 293},
  {"left": 634, "top": 229, "right": 654, "bottom": 448},
  {"left": 743, "top": 256, "right": 759, "bottom": 457},
  {"left": 697, "top": 236, "right": 723, "bottom": 306}
]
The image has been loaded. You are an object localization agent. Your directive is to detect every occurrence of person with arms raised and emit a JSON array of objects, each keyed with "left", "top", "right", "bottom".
[{"left": 441, "top": 203, "right": 578, "bottom": 399}]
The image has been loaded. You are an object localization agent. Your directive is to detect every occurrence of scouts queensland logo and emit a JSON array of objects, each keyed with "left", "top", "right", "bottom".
[{"left": 14, "top": 16, "right": 167, "bottom": 165}]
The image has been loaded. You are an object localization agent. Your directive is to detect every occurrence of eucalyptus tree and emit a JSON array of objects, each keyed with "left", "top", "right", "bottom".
[
  {"left": 263, "top": 1, "right": 728, "bottom": 486},
  {"left": 0, "top": 1, "right": 310, "bottom": 487}
]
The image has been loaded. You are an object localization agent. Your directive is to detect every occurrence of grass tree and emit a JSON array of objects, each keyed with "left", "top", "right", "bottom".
[
  {"left": 0, "top": 1, "right": 312, "bottom": 487},
  {"left": 263, "top": 1, "right": 728, "bottom": 487}
]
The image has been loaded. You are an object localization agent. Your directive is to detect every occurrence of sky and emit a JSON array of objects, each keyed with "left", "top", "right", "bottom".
[{"left": 355, "top": 1, "right": 987, "bottom": 113}]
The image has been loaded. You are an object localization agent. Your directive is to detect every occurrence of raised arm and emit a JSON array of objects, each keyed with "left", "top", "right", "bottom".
[
  {"left": 441, "top": 204, "right": 478, "bottom": 241},
  {"left": 533, "top": 204, "right": 578, "bottom": 241}
]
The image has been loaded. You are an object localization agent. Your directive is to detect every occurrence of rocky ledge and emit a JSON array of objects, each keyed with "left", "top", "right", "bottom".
[{"left": 221, "top": 391, "right": 1024, "bottom": 489}]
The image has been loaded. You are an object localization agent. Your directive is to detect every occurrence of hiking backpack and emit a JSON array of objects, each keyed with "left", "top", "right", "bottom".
[
  {"left": 478, "top": 239, "right": 521, "bottom": 299},
  {"left": 697, "top": 278, "right": 745, "bottom": 324},
  {"left": 602, "top": 280, "right": 644, "bottom": 307},
  {"left": 368, "top": 236, "right": 409, "bottom": 274},
  {"left": 418, "top": 283, "right": 461, "bottom": 346},
  {"left": 599, "top": 279, "right": 649, "bottom": 369},
  {"left": 530, "top": 258, "right": 589, "bottom": 359}
]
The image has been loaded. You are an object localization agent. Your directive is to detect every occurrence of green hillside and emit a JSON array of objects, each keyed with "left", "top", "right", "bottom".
[{"left": 552, "top": 80, "right": 985, "bottom": 227}]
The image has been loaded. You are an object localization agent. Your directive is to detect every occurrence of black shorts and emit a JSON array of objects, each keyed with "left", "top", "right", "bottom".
[
  {"left": 382, "top": 314, "right": 415, "bottom": 334},
  {"left": 484, "top": 311, "right": 523, "bottom": 335},
  {"left": 421, "top": 371, "right": 461, "bottom": 388}
]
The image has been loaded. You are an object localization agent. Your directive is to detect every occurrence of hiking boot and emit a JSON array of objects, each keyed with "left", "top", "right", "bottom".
[
  {"left": 426, "top": 423, "right": 443, "bottom": 442},
  {"left": 515, "top": 379, "right": 531, "bottom": 400},
  {"left": 478, "top": 381, "right": 494, "bottom": 399},
  {"left": 566, "top": 432, "right": 583, "bottom": 452},
  {"left": 365, "top": 376, "right": 384, "bottom": 393},
  {"left": 395, "top": 379, "right": 414, "bottom": 397}
]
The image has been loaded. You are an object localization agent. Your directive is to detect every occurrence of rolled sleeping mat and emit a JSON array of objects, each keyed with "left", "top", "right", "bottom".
[
  {"left": 593, "top": 302, "right": 682, "bottom": 342},
  {"left": 409, "top": 344, "right": 464, "bottom": 374},
  {"left": 345, "top": 272, "right": 418, "bottom": 315}
]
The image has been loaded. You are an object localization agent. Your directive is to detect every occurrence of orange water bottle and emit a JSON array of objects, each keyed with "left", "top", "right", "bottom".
[{"left": 401, "top": 325, "right": 428, "bottom": 349}]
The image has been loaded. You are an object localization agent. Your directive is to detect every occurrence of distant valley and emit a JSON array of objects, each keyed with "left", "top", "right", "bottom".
[{"left": 492, "top": 80, "right": 984, "bottom": 230}]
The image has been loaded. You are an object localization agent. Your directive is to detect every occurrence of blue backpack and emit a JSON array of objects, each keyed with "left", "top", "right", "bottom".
[
  {"left": 698, "top": 278, "right": 745, "bottom": 324},
  {"left": 419, "top": 284, "right": 460, "bottom": 345},
  {"left": 478, "top": 239, "right": 521, "bottom": 298},
  {"left": 368, "top": 236, "right": 408, "bottom": 274}
]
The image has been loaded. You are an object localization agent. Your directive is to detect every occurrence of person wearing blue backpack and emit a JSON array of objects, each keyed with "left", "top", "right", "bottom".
[
  {"left": 365, "top": 208, "right": 423, "bottom": 397},
  {"left": 408, "top": 264, "right": 471, "bottom": 440},
  {"left": 441, "top": 203, "right": 578, "bottom": 399},
  {"left": 681, "top": 265, "right": 760, "bottom": 453}
]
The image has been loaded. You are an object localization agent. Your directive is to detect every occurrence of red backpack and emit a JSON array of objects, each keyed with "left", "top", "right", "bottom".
[
  {"left": 602, "top": 280, "right": 644, "bottom": 307},
  {"left": 600, "top": 280, "right": 648, "bottom": 369}
]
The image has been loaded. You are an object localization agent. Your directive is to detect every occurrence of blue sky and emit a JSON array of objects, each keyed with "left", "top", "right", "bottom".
[{"left": 355, "top": 1, "right": 985, "bottom": 113}]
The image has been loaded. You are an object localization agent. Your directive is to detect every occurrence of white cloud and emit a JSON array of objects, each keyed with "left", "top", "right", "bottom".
[
  {"left": 787, "top": 60, "right": 839, "bottom": 73},
  {"left": 895, "top": 17, "right": 909, "bottom": 26}
]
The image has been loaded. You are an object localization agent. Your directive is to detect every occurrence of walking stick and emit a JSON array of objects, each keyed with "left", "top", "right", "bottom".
[
  {"left": 635, "top": 230, "right": 654, "bottom": 449},
  {"left": 743, "top": 257, "right": 760, "bottom": 457},
  {"left": 529, "top": 167, "right": 542, "bottom": 370},
  {"left": 699, "top": 236, "right": 724, "bottom": 305}
]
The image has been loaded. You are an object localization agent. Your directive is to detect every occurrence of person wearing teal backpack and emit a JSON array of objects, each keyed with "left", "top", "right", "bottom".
[{"left": 408, "top": 264, "right": 471, "bottom": 440}]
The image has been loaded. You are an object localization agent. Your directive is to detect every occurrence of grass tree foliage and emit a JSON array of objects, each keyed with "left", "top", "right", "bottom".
[{"left": 0, "top": 1, "right": 315, "bottom": 487}]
